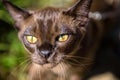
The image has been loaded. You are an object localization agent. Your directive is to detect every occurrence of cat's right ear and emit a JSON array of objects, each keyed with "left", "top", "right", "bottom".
[
  {"left": 63, "top": 0, "right": 92, "bottom": 27},
  {"left": 2, "top": 0, "right": 31, "bottom": 29}
]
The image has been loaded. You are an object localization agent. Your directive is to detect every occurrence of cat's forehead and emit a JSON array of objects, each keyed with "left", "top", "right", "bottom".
[
  {"left": 34, "top": 8, "right": 61, "bottom": 20},
  {"left": 26, "top": 8, "right": 73, "bottom": 28},
  {"left": 21, "top": 8, "right": 77, "bottom": 35},
  {"left": 33, "top": 8, "right": 75, "bottom": 27}
]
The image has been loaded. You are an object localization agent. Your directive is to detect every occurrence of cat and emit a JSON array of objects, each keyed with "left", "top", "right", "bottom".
[{"left": 2, "top": 0, "right": 104, "bottom": 80}]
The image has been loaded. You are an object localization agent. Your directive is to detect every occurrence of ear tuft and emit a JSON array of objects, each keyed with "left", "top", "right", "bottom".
[
  {"left": 63, "top": 0, "right": 93, "bottom": 27},
  {"left": 2, "top": 0, "right": 31, "bottom": 22},
  {"left": 64, "top": 0, "right": 92, "bottom": 17}
]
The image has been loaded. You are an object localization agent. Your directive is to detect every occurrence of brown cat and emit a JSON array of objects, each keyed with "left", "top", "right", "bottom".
[{"left": 2, "top": 0, "right": 103, "bottom": 80}]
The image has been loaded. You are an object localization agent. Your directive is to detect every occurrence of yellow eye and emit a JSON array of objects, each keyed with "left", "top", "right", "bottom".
[
  {"left": 58, "top": 34, "right": 69, "bottom": 42},
  {"left": 26, "top": 36, "right": 37, "bottom": 44}
]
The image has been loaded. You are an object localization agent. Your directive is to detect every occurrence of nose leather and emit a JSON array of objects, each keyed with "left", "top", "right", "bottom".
[
  {"left": 38, "top": 42, "right": 53, "bottom": 58},
  {"left": 40, "top": 50, "right": 51, "bottom": 58}
]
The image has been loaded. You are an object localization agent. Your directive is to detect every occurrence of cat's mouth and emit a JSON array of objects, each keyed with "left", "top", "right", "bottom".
[
  {"left": 33, "top": 61, "right": 58, "bottom": 69},
  {"left": 32, "top": 57, "right": 61, "bottom": 69},
  {"left": 31, "top": 51, "right": 65, "bottom": 68},
  {"left": 42, "top": 63, "right": 57, "bottom": 68},
  {"left": 31, "top": 52, "right": 65, "bottom": 68}
]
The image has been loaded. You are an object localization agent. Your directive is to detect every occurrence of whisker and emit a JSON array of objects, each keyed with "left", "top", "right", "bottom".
[
  {"left": 64, "top": 55, "right": 92, "bottom": 61},
  {"left": 61, "top": 62, "right": 68, "bottom": 80},
  {"left": 8, "top": 57, "right": 31, "bottom": 80},
  {"left": 63, "top": 57, "right": 91, "bottom": 73},
  {"left": 16, "top": 55, "right": 31, "bottom": 61},
  {"left": 21, "top": 59, "right": 32, "bottom": 72}
]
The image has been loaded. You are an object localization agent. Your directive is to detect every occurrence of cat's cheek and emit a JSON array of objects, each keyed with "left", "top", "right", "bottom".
[
  {"left": 55, "top": 53, "right": 65, "bottom": 63},
  {"left": 56, "top": 40, "right": 78, "bottom": 54},
  {"left": 31, "top": 53, "right": 46, "bottom": 65},
  {"left": 23, "top": 44, "right": 35, "bottom": 54}
]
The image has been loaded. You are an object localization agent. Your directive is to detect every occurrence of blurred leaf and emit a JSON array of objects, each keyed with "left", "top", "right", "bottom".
[
  {"left": 1, "top": 55, "right": 17, "bottom": 69},
  {"left": 0, "top": 43, "right": 9, "bottom": 51}
]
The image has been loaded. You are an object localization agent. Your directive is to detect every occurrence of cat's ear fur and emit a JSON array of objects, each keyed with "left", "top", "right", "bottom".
[
  {"left": 2, "top": 0, "right": 31, "bottom": 23},
  {"left": 64, "top": 0, "right": 93, "bottom": 27}
]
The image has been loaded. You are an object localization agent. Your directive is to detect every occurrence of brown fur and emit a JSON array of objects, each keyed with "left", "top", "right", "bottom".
[{"left": 2, "top": 0, "right": 104, "bottom": 80}]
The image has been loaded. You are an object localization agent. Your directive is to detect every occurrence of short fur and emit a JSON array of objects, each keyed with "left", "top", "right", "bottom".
[{"left": 2, "top": 0, "right": 103, "bottom": 80}]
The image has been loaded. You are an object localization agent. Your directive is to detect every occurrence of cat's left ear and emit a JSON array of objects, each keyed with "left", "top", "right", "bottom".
[
  {"left": 63, "top": 0, "right": 93, "bottom": 27},
  {"left": 2, "top": 0, "right": 31, "bottom": 22}
]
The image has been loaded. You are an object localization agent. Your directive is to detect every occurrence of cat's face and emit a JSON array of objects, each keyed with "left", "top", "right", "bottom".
[
  {"left": 2, "top": 0, "right": 92, "bottom": 68},
  {"left": 18, "top": 9, "right": 83, "bottom": 68}
]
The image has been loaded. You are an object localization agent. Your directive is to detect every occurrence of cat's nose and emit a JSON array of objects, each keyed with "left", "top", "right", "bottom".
[{"left": 40, "top": 50, "right": 52, "bottom": 58}]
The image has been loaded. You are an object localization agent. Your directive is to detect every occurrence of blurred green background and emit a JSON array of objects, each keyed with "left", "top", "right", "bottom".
[{"left": 0, "top": 0, "right": 75, "bottom": 80}]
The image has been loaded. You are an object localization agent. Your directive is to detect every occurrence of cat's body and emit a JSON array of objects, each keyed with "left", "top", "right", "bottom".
[
  {"left": 2, "top": 0, "right": 107, "bottom": 80},
  {"left": 23, "top": 7, "right": 99, "bottom": 80}
]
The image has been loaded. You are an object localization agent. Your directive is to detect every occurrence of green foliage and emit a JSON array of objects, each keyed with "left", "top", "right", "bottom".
[
  {"left": 1, "top": 55, "right": 17, "bottom": 69},
  {"left": 0, "top": 30, "right": 27, "bottom": 79}
]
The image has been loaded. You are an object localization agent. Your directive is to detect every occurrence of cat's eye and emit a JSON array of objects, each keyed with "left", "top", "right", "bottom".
[
  {"left": 58, "top": 34, "right": 69, "bottom": 42},
  {"left": 26, "top": 35, "right": 37, "bottom": 44}
]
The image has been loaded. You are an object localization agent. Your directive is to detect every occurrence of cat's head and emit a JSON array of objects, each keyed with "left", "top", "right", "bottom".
[{"left": 2, "top": 0, "right": 92, "bottom": 68}]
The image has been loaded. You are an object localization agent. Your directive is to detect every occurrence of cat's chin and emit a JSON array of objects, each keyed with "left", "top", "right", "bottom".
[
  {"left": 33, "top": 62, "right": 58, "bottom": 69},
  {"left": 43, "top": 63, "right": 57, "bottom": 69}
]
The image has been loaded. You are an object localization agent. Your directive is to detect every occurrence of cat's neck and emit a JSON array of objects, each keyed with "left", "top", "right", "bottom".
[{"left": 28, "top": 62, "right": 87, "bottom": 80}]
